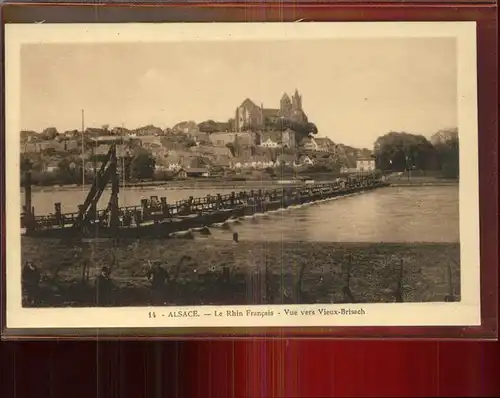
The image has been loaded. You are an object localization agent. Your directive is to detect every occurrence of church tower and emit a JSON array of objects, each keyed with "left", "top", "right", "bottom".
[
  {"left": 291, "top": 89, "right": 302, "bottom": 111},
  {"left": 280, "top": 93, "right": 292, "bottom": 116}
]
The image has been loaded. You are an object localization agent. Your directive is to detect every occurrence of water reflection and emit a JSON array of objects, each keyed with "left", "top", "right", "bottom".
[
  {"left": 26, "top": 187, "right": 237, "bottom": 215},
  {"left": 209, "top": 186, "right": 459, "bottom": 243}
]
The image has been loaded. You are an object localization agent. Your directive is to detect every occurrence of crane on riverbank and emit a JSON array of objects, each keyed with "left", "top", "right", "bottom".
[{"left": 72, "top": 143, "right": 121, "bottom": 233}]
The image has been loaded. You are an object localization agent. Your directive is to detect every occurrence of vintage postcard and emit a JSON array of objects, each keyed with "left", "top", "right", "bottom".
[{"left": 4, "top": 22, "right": 480, "bottom": 331}]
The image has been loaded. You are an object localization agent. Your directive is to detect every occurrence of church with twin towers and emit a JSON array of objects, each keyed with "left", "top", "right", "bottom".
[{"left": 234, "top": 89, "right": 309, "bottom": 132}]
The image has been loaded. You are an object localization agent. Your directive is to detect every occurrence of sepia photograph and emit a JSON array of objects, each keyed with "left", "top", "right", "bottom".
[{"left": 4, "top": 22, "right": 480, "bottom": 330}]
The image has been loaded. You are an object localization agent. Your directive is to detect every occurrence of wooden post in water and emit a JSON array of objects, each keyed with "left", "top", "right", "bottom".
[
  {"left": 160, "top": 197, "right": 168, "bottom": 216},
  {"left": 141, "top": 199, "right": 148, "bottom": 218},
  {"left": 109, "top": 144, "right": 120, "bottom": 233},
  {"left": 24, "top": 171, "right": 32, "bottom": 215},
  {"left": 77, "top": 204, "right": 85, "bottom": 234},
  {"left": 54, "top": 203, "right": 62, "bottom": 226},
  {"left": 89, "top": 202, "right": 97, "bottom": 222},
  {"left": 23, "top": 170, "right": 33, "bottom": 229}
]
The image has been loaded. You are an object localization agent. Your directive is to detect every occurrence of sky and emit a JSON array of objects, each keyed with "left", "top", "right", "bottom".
[{"left": 20, "top": 38, "right": 457, "bottom": 149}]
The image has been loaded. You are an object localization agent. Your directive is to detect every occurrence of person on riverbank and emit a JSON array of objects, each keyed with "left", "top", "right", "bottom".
[
  {"left": 122, "top": 210, "right": 132, "bottom": 227},
  {"left": 95, "top": 266, "right": 114, "bottom": 306},
  {"left": 22, "top": 261, "right": 41, "bottom": 305},
  {"left": 146, "top": 261, "right": 169, "bottom": 305}
]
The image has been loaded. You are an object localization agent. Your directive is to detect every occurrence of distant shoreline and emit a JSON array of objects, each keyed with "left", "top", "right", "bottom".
[
  {"left": 22, "top": 179, "right": 307, "bottom": 193},
  {"left": 386, "top": 177, "right": 459, "bottom": 187},
  {"left": 22, "top": 177, "right": 459, "bottom": 193},
  {"left": 388, "top": 181, "right": 459, "bottom": 187}
]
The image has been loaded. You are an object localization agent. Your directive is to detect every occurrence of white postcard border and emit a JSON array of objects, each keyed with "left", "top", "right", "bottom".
[{"left": 5, "top": 22, "right": 480, "bottom": 330}]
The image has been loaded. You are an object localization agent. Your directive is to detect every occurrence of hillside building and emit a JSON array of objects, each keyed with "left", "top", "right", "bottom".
[
  {"left": 209, "top": 131, "right": 256, "bottom": 147},
  {"left": 356, "top": 158, "right": 376, "bottom": 172},
  {"left": 302, "top": 137, "right": 319, "bottom": 151},
  {"left": 234, "top": 89, "right": 308, "bottom": 132}
]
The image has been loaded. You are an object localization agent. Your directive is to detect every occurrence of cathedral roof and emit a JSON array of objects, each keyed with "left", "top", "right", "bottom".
[
  {"left": 215, "top": 121, "right": 231, "bottom": 132},
  {"left": 240, "top": 98, "right": 260, "bottom": 110},
  {"left": 262, "top": 108, "right": 280, "bottom": 118},
  {"left": 281, "top": 93, "right": 291, "bottom": 101}
]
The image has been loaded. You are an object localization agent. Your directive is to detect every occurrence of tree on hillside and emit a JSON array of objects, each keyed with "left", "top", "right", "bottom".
[
  {"left": 190, "top": 156, "right": 210, "bottom": 169},
  {"left": 20, "top": 153, "right": 44, "bottom": 173},
  {"left": 58, "top": 156, "right": 80, "bottom": 172},
  {"left": 265, "top": 118, "right": 319, "bottom": 146},
  {"left": 431, "top": 128, "right": 459, "bottom": 179},
  {"left": 373, "top": 132, "right": 437, "bottom": 171},
  {"left": 135, "top": 125, "right": 163, "bottom": 136},
  {"left": 198, "top": 120, "right": 219, "bottom": 133},
  {"left": 122, "top": 154, "right": 133, "bottom": 181},
  {"left": 130, "top": 150, "right": 156, "bottom": 180},
  {"left": 305, "top": 122, "right": 318, "bottom": 135},
  {"left": 20, "top": 130, "right": 38, "bottom": 142},
  {"left": 430, "top": 127, "right": 458, "bottom": 146},
  {"left": 85, "top": 127, "right": 105, "bottom": 137},
  {"left": 20, "top": 154, "right": 33, "bottom": 172},
  {"left": 57, "top": 157, "right": 83, "bottom": 184},
  {"left": 42, "top": 147, "right": 58, "bottom": 157},
  {"left": 41, "top": 127, "right": 59, "bottom": 140},
  {"left": 172, "top": 121, "right": 198, "bottom": 135}
]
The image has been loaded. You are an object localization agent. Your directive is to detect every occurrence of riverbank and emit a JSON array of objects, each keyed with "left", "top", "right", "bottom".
[
  {"left": 22, "top": 173, "right": 458, "bottom": 193},
  {"left": 21, "top": 240, "right": 460, "bottom": 307},
  {"left": 22, "top": 178, "right": 311, "bottom": 193},
  {"left": 387, "top": 176, "right": 458, "bottom": 187},
  {"left": 389, "top": 181, "right": 458, "bottom": 187}
]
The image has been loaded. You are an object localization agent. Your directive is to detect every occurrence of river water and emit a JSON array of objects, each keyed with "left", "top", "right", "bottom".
[{"left": 25, "top": 185, "right": 459, "bottom": 243}]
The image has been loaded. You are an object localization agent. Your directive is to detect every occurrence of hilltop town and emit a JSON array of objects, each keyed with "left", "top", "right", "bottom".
[{"left": 20, "top": 90, "right": 373, "bottom": 186}]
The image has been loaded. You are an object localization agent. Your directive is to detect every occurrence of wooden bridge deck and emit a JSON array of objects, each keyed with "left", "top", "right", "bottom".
[{"left": 21, "top": 173, "right": 384, "bottom": 235}]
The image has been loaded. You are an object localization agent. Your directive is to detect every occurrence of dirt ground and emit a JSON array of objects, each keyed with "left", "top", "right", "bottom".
[{"left": 21, "top": 238, "right": 460, "bottom": 307}]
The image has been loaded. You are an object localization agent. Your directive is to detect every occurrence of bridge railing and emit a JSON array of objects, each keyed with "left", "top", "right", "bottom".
[{"left": 24, "top": 173, "right": 382, "bottom": 230}]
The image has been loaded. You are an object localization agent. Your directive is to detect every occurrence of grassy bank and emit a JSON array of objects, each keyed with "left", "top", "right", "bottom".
[
  {"left": 21, "top": 239, "right": 460, "bottom": 307},
  {"left": 386, "top": 170, "right": 459, "bottom": 186}
]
